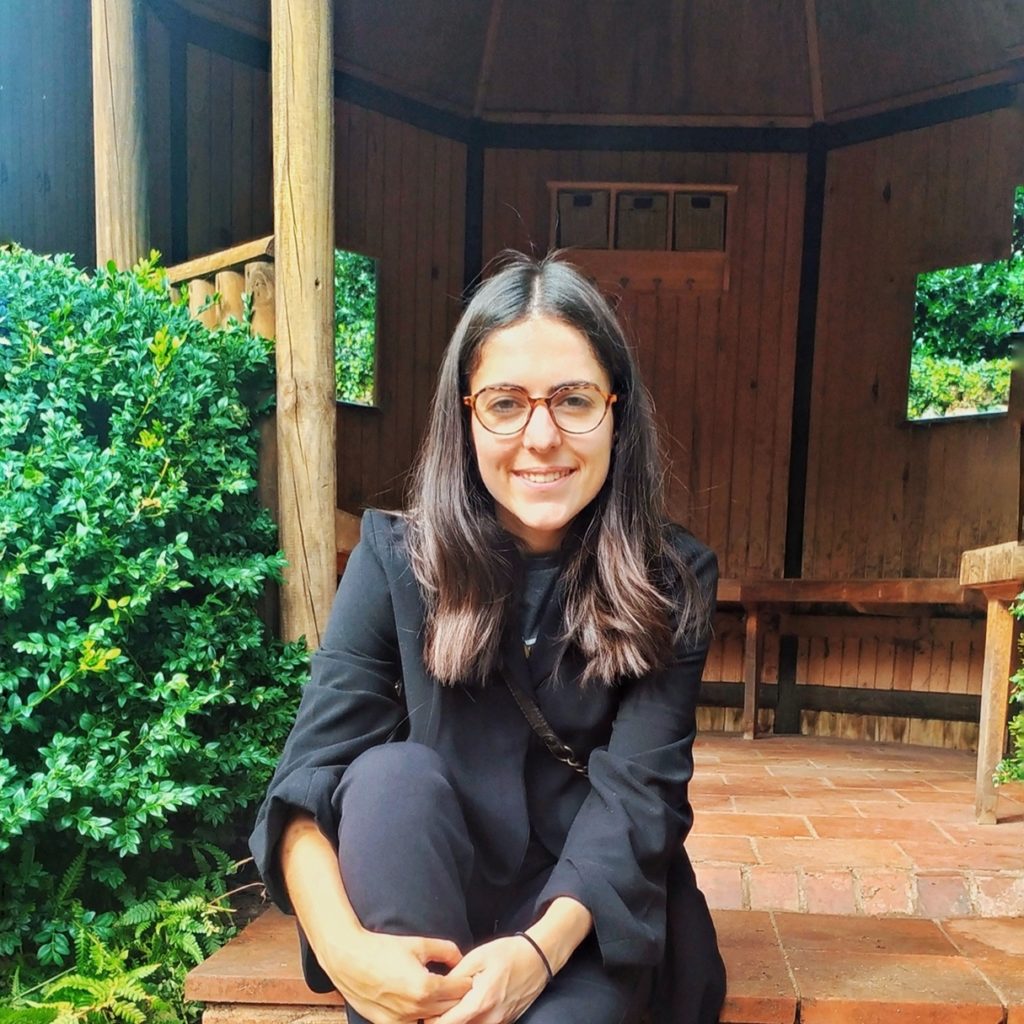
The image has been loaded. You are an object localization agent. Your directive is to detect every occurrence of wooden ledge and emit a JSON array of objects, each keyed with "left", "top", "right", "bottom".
[
  {"left": 716, "top": 577, "right": 968, "bottom": 606},
  {"left": 166, "top": 236, "right": 275, "bottom": 285}
]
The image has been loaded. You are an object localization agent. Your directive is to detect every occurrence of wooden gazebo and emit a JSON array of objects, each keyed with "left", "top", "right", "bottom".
[{"left": 3, "top": 0, "right": 1024, "bottom": 817}]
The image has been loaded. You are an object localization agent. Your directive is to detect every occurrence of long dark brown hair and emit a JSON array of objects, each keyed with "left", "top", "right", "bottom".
[{"left": 405, "top": 252, "right": 710, "bottom": 686}]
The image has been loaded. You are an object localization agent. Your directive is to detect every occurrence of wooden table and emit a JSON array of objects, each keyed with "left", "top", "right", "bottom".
[{"left": 959, "top": 541, "right": 1024, "bottom": 824}]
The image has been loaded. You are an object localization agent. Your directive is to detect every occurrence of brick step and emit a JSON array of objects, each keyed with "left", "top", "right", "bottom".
[
  {"left": 185, "top": 907, "right": 1024, "bottom": 1024},
  {"left": 689, "top": 734, "right": 1024, "bottom": 918},
  {"left": 693, "top": 860, "right": 1024, "bottom": 918}
]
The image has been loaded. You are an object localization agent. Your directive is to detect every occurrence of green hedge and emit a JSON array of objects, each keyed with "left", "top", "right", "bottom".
[{"left": 0, "top": 247, "right": 307, "bottom": 977}]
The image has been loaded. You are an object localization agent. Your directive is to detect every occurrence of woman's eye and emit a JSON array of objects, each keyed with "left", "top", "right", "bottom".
[
  {"left": 487, "top": 396, "right": 526, "bottom": 415},
  {"left": 555, "top": 390, "right": 597, "bottom": 410}
]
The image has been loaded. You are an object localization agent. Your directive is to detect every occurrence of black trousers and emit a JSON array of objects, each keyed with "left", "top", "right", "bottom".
[{"left": 335, "top": 742, "right": 651, "bottom": 1024}]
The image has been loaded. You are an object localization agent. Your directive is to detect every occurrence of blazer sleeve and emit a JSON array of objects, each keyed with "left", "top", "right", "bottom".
[
  {"left": 536, "top": 536, "right": 718, "bottom": 969},
  {"left": 248, "top": 511, "right": 407, "bottom": 912}
]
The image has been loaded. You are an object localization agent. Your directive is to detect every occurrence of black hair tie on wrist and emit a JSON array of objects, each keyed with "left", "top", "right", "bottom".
[{"left": 515, "top": 931, "right": 554, "bottom": 981}]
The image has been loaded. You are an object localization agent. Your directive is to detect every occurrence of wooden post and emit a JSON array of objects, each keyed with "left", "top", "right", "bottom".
[
  {"left": 742, "top": 605, "right": 764, "bottom": 740},
  {"left": 271, "top": 0, "right": 336, "bottom": 648},
  {"left": 91, "top": 0, "right": 150, "bottom": 268},
  {"left": 975, "top": 592, "right": 1016, "bottom": 823}
]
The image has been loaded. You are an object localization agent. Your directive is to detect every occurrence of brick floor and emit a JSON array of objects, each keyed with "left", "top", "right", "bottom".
[
  {"left": 185, "top": 909, "right": 1024, "bottom": 1024},
  {"left": 690, "top": 734, "right": 1024, "bottom": 918}
]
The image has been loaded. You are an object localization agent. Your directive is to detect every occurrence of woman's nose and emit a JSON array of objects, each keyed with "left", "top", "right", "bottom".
[{"left": 521, "top": 402, "right": 561, "bottom": 449}]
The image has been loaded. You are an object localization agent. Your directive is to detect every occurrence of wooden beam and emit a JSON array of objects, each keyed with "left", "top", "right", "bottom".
[
  {"left": 473, "top": 0, "right": 504, "bottom": 117},
  {"left": 960, "top": 542, "right": 1024, "bottom": 589},
  {"left": 803, "top": 0, "right": 824, "bottom": 122},
  {"left": 91, "top": 0, "right": 150, "bottom": 267},
  {"left": 271, "top": 0, "right": 336, "bottom": 649},
  {"left": 736, "top": 578, "right": 967, "bottom": 605},
  {"left": 699, "top": 681, "right": 981, "bottom": 724},
  {"left": 741, "top": 608, "right": 765, "bottom": 739},
  {"left": 976, "top": 596, "right": 1015, "bottom": 824},
  {"left": 827, "top": 66, "right": 1023, "bottom": 124},
  {"left": 165, "top": 235, "right": 274, "bottom": 284}
]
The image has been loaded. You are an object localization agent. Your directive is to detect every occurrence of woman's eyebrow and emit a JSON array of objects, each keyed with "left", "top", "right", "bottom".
[{"left": 479, "top": 380, "right": 599, "bottom": 393}]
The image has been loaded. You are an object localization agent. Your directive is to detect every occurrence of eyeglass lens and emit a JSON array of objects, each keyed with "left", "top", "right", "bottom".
[{"left": 474, "top": 385, "right": 608, "bottom": 434}]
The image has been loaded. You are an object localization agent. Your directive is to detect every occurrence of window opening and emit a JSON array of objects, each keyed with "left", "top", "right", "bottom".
[
  {"left": 907, "top": 185, "right": 1023, "bottom": 421},
  {"left": 334, "top": 248, "right": 378, "bottom": 406}
]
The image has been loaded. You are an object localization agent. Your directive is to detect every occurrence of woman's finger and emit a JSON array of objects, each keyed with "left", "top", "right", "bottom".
[{"left": 416, "top": 936, "right": 465, "bottom": 969}]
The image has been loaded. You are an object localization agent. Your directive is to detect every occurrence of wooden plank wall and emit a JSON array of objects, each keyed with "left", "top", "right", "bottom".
[
  {"left": 807, "top": 107, "right": 1024, "bottom": 581},
  {"left": 332, "top": 103, "right": 467, "bottom": 511},
  {"left": 778, "top": 106, "right": 1024, "bottom": 747},
  {"left": 0, "top": 0, "right": 94, "bottom": 264},
  {"left": 181, "top": 42, "right": 274, "bottom": 258},
  {"left": 169, "top": 46, "right": 468, "bottom": 509},
  {"left": 481, "top": 149, "right": 807, "bottom": 580}
]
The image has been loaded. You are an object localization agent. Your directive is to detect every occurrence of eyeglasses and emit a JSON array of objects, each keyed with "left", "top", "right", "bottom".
[{"left": 463, "top": 383, "right": 617, "bottom": 435}]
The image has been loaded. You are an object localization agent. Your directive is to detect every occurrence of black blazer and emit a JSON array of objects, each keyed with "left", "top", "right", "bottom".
[{"left": 249, "top": 510, "right": 725, "bottom": 1024}]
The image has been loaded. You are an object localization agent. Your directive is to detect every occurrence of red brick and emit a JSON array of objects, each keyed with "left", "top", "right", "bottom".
[
  {"left": 973, "top": 875, "right": 1024, "bottom": 917},
  {"left": 686, "top": 834, "right": 756, "bottom": 864},
  {"left": 758, "top": 836, "right": 910, "bottom": 869},
  {"left": 916, "top": 874, "right": 973, "bottom": 918},
  {"left": 856, "top": 870, "right": 914, "bottom": 915},
  {"left": 802, "top": 870, "right": 856, "bottom": 915},
  {"left": 694, "top": 864, "right": 744, "bottom": 910},
  {"left": 747, "top": 867, "right": 801, "bottom": 912},
  {"left": 695, "top": 811, "right": 813, "bottom": 838}
]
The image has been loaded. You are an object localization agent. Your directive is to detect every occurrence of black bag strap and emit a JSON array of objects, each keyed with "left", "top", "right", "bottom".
[{"left": 505, "top": 674, "right": 589, "bottom": 777}]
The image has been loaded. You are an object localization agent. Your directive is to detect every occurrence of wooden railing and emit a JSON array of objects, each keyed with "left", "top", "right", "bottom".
[{"left": 166, "top": 236, "right": 278, "bottom": 520}]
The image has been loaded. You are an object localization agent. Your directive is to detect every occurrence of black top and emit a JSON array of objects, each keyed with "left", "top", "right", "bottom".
[
  {"left": 520, "top": 552, "right": 561, "bottom": 655},
  {"left": 248, "top": 510, "right": 723, "bottom": 1023}
]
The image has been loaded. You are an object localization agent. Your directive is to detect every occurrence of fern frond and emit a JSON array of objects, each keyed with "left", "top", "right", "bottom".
[
  {"left": 54, "top": 852, "right": 87, "bottom": 906},
  {"left": 108, "top": 1004, "right": 144, "bottom": 1024},
  {"left": 42, "top": 973, "right": 103, "bottom": 1001},
  {"left": 117, "top": 902, "right": 158, "bottom": 928},
  {"left": 0, "top": 1007, "right": 62, "bottom": 1024},
  {"left": 178, "top": 933, "right": 204, "bottom": 965}
]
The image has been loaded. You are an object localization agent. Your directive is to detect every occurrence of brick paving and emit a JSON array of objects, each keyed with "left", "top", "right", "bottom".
[
  {"left": 186, "top": 907, "right": 1024, "bottom": 1024},
  {"left": 690, "top": 734, "right": 1024, "bottom": 918}
]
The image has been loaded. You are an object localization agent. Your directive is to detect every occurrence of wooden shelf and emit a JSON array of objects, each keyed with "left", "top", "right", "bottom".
[
  {"left": 565, "top": 247, "right": 729, "bottom": 292},
  {"left": 548, "top": 180, "right": 736, "bottom": 293}
]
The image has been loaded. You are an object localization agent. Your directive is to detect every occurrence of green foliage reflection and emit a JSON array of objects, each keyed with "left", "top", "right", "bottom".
[
  {"left": 908, "top": 186, "right": 1024, "bottom": 419},
  {"left": 334, "top": 249, "right": 377, "bottom": 405}
]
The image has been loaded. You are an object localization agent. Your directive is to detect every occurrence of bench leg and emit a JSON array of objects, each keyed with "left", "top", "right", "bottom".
[
  {"left": 976, "top": 596, "right": 1015, "bottom": 824},
  {"left": 742, "top": 606, "right": 763, "bottom": 740}
]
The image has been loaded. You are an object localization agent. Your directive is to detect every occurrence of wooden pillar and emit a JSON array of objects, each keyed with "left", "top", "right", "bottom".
[
  {"left": 271, "top": 0, "right": 336, "bottom": 648},
  {"left": 742, "top": 606, "right": 764, "bottom": 740},
  {"left": 975, "top": 590, "right": 1017, "bottom": 823},
  {"left": 91, "top": 0, "right": 150, "bottom": 267}
]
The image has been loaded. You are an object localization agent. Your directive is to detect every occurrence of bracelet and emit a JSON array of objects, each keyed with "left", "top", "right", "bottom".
[{"left": 515, "top": 931, "right": 553, "bottom": 981}]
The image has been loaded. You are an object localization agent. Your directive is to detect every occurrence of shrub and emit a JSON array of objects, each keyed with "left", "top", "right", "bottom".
[
  {"left": 333, "top": 249, "right": 376, "bottom": 405},
  {"left": 998, "top": 598, "right": 1024, "bottom": 786},
  {"left": 906, "top": 350, "right": 1012, "bottom": 419},
  {"left": 0, "top": 246, "right": 308, "bottom": 969}
]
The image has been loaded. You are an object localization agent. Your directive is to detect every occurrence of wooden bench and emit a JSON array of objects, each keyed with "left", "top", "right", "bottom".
[
  {"left": 715, "top": 576, "right": 976, "bottom": 740},
  {"left": 715, "top": 572, "right": 1024, "bottom": 824}
]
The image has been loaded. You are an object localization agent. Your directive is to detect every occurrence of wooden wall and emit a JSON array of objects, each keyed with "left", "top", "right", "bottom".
[
  {"left": 0, "top": 0, "right": 94, "bottom": 264},
  {"left": 332, "top": 104, "right": 467, "bottom": 511},
  {"left": 482, "top": 149, "right": 807, "bottom": 580},
  {"left": 805, "top": 106, "right": 1024, "bottom": 580}
]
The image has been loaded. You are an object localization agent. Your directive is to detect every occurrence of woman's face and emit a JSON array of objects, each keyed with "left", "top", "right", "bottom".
[{"left": 467, "top": 315, "right": 614, "bottom": 553}]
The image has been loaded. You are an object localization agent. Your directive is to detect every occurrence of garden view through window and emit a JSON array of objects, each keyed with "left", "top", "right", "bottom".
[
  {"left": 334, "top": 248, "right": 377, "bottom": 406},
  {"left": 907, "top": 185, "right": 1023, "bottom": 421}
]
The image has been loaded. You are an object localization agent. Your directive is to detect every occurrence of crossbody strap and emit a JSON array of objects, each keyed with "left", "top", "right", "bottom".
[{"left": 504, "top": 675, "right": 589, "bottom": 777}]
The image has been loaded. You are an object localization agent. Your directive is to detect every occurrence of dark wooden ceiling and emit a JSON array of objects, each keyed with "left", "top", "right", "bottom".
[{"left": 181, "top": 0, "right": 1024, "bottom": 124}]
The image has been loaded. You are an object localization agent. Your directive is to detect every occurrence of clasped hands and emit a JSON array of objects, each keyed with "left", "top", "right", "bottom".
[{"left": 326, "top": 927, "right": 551, "bottom": 1024}]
